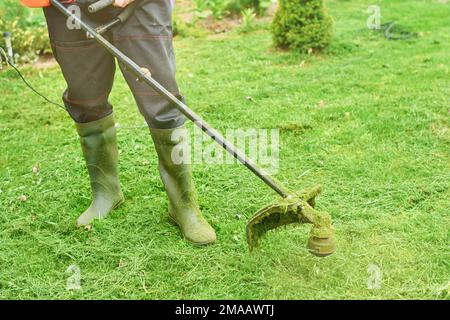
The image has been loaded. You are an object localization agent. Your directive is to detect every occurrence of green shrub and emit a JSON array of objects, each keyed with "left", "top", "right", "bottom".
[
  {"left": 172, "top": 14, "right": 188, "bottom": 37},
  {"left": 238, "top": 7, "right": 256, "bottom": 33},
  {"left": 0, "top": 1, "right": 51, "bottom": 63},
  {"left": 193, "top": 0, "right": 230, "bottom": 20},
  {"left": 272, "top": 0, "right": 333, "bottom": 52}
]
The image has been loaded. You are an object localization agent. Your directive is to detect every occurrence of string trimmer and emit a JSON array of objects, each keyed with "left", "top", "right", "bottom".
[{"left": 22, "top": 0, "right": 336, "bottom": 256}]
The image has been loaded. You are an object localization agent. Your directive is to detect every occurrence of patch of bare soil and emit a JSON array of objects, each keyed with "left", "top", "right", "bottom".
[
  {"left": 175, "top": 0, "right": 278, "bottom": 33},
  {"left": 202, "top": 15, "right": 242, "bottom": 33},
  {"left": 33, "top": 54, "right": 57, "bottom": 69}
]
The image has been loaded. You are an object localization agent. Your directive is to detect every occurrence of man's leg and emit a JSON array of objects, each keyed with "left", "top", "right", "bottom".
[
  {"left": 44, "top": 6, "right": 123, "bottom": 226},
  {"left": 113, "top": 0, "right": 216, "bottom": 245}
]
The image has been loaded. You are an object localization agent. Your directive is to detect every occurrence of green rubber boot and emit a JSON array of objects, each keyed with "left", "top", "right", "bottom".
[
  {"left": 75, "top": 113, "right": 124, "bottom": 226},
  {"left": 150, "top": 125, "right": 216, "bottom": 246}
]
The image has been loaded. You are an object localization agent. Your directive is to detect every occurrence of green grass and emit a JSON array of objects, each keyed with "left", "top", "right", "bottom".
[{"left": 0, "top": 0, "right": 449, "bottom": 299}]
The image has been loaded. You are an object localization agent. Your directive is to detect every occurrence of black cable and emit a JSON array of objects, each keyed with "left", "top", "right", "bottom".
[
  {"left": 0, "top": 47, "right": 66, "bottom": 111},
  {"left": 371, "top": 21, "right": 417, "bottom": 41},
  {"left": 381, "top": 22, "right": 417, "bottom": 40}
]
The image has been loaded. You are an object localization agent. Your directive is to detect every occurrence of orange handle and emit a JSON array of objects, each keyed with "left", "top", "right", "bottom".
[
  {"left": 20, "top": 0, "right": 78, "bottom": 8},
  {"left": 20, "top": 0, "right": 51, "bottom": 7}
]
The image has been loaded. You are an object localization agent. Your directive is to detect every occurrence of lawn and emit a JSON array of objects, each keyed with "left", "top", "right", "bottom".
[{"left": 0, "top": 0, "right": 449, "bottom": 299}]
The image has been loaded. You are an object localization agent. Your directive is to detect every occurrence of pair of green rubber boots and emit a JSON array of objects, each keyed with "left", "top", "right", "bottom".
[{"left": 75, "top": 113, "right": 216, "bottom": 246}]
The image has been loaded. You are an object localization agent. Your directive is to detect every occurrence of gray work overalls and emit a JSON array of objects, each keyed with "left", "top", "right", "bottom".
[{"left": 43, "top": 0, "right": 185, "bottom": 129}]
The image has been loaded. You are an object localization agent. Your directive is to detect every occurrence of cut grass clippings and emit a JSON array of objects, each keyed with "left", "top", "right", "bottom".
[{"left": 0, "top": 0, "right": 449, "bottom": 299}]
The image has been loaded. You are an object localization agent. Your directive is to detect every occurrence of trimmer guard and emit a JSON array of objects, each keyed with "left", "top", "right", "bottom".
[{"left": 246, "top": 185, "right": 336, "bottom": 257}]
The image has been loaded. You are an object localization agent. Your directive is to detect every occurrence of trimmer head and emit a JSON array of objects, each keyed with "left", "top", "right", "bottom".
[{"left": 246, "top": 185, "right": 335, "bottom": 257}]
